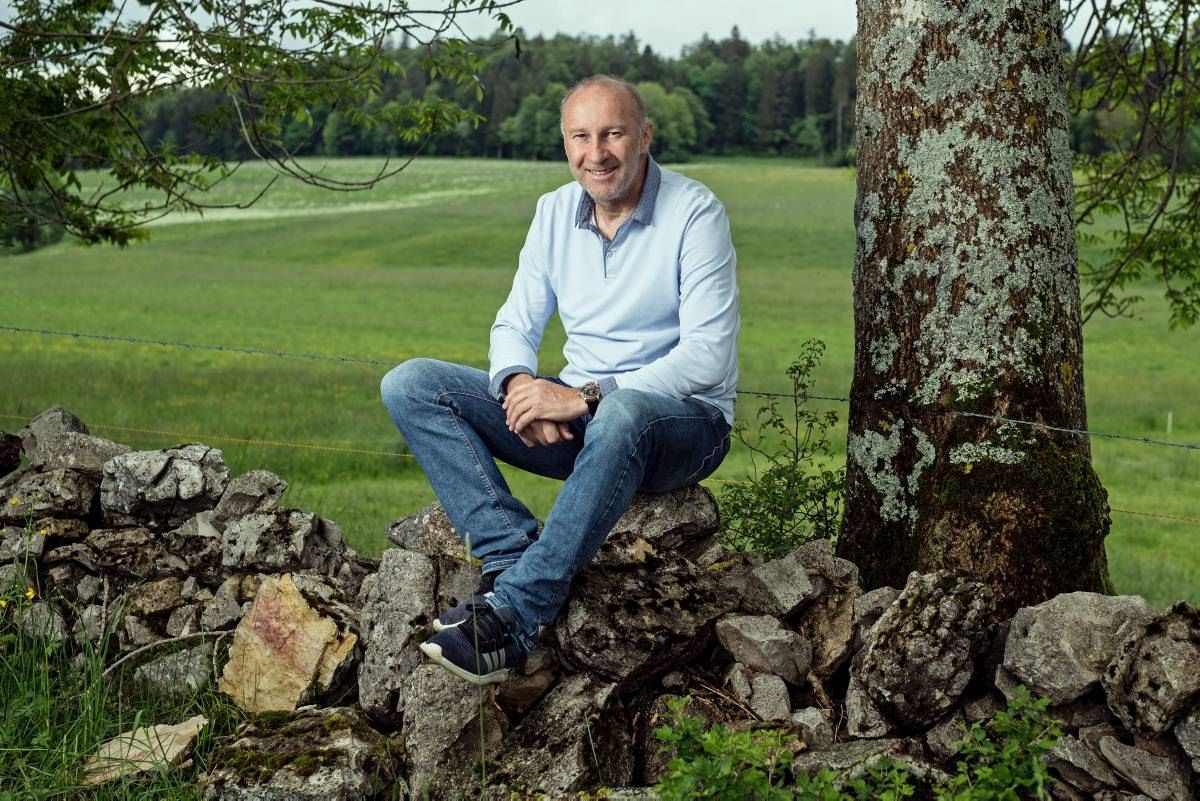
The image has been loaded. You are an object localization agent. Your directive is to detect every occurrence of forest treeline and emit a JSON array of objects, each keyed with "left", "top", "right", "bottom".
[{"left": 139, "top": 27, "right": 1177, "bottom": 166}]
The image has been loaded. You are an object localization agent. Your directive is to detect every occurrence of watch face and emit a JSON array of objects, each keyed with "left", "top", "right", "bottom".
[{"left": 581, "top": 383, "right": 601, "bottom": 402}]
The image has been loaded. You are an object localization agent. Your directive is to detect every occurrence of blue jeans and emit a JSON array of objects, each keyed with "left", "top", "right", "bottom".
[{"left": 380, "top": 358, "right": 732, "bottom": 651}]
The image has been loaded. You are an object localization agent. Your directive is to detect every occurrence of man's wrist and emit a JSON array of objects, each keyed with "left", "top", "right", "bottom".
[{"left": 503, "top": 372, "right": 533, "bottom": 392}]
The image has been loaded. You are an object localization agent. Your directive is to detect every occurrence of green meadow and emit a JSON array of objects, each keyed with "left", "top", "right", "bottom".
[{"left": 1, "top": 157, "right": 1195, "bottom": 607}]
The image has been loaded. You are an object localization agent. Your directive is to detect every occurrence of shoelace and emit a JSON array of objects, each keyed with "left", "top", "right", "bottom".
[{"left": 460, "top": 602, "right": 511, "bottom": 647}]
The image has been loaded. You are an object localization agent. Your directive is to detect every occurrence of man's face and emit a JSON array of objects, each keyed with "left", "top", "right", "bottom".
[{"left": 561, "top": 84, "right": 653, "bottom": 206}]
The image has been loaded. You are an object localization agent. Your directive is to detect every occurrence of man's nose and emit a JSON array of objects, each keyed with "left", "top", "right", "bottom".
[{"left": 586, "top": 138, "right": 609, "bottom": 163}]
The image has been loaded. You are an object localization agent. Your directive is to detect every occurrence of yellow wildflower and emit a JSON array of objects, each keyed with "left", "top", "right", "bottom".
[
  {"left": 0, "top": 599, "right": 7, "bottom": 609},
  {"left": 24, "top": 587, "right": 35, "bottom": 600},
  {"left": 7, "top": 496, "right": 18, "bottom": 506},
  {"left": 38, "top": 529, "right": 48, "bottom": 537}
]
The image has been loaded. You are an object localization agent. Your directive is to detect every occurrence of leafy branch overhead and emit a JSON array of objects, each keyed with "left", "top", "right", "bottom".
[
  {"left": 0, "top": 0, "right": 520, "bottom": 245},
  {"left": 1066, "top": 0, "right": 1200, "bottom": 328}
]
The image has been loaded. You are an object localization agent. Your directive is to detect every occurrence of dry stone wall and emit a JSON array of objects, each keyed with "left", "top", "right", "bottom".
[{"left": 1, "top": 405, "right": 1197, "bottom": 800}]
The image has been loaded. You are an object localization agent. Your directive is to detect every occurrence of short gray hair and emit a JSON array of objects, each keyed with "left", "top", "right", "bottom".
[{"left": 559, "top": 75, "right": 648, "bottom": 132}]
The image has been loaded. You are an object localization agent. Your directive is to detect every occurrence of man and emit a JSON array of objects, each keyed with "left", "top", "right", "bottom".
[{"left": 380, "top": 75, "right": 739, "bottom": 685}]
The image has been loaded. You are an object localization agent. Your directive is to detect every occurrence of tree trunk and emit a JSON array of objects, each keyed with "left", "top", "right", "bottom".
[{"left": 838, "top": 0, "right": 1111, "bottom": 616}]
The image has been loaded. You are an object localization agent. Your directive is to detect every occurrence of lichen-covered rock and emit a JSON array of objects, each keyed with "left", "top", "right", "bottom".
[
  {"left": 925, "top": 710, "right": 966, "bottom": 761},
  {"left": 789, "top": 539, "right": 862, "bottom": 677},
  {"left": 400, "top": 664, "right": 504, "bottom": 797},
  {"left": 79, "top": 527, "right": 163, "bottom": 578},
  {"left": 1103, "top": 602, "right": 1200, "bottom": 735},
  {"left": 211, "top": 469, "right": 288, "bottom": 529},
  {"left": 792, "top": 707, "right": 834, "bottom": 747},
  {"left": 1, "top": 525, "right": 46, "bottom": 559},
  {"left": 166, "top": 604, "right": 201, "bottom": 637},
  {"left": 714, "top": 614, "right": 812, "bottom": 686},
  {"left": 17, "top": 406, "right": 88, "bottom": 454},
  {"left": 1004, "top": 592, "right": 1156, "bottom": 705},
  {"left": 854, "top": 571, "right": 995, "bottom": 729},
  {"left": 157, "top": 512, "right": 224, "bottom": 582},
  {"left": 488, "top": 673, "right": 634, "bottom": 795},
  {"left": 557, "top": 552, "right": 738, "bottom": 684},
  {"left": 0, "top": 431, "right": 20, "bottom": 478},
  {"left": 125, "top": 577, "right": 185, "bottom": 616},
  {"left": 220, "top": 509, "right": 346, "bottom": 576},
  {"left": 357, "top": 548, "right": 436, "bottom": 728},
  {"left": 1, "top": 468, "right": 97, "bottom": 523},
  {"left": 1175, "top": 710, "right": 1200, "bottom": 774},
  {"left": 1045, "top": 734, "right": 1123, "bottom": 795},
  {"left": 1097, "top": 735, "right": 1191, "bottom": 800},
  {"left": 846, "top": 672, "right": 891, "bottom": 738},
  {"left": 32, "top": 516, "right": 89, "bottom": 542},
  {"left": 101, "top": 444, "right": 228, "bottom": 530},
  {"left": 19, "top": 601, "right": 69, "bottom": 643},
  {"left": 24, "top": 431, "right": 130, "bottom": 476},
  {"left": 218, "top": 574, "right": 358, "bottom": 714},
  {"left": 791, "top": 738, "right": 904, "bottom": 776},
  {"left": 134, "top": 642, "right": 214, "bottom": 703},
  {"left": 601, "top": 485, "right": 720, "bottom": 554},
  {"left": 495, "top": 647, "right": 559, "bottom": 718},
  {"left": 201, "top": 576, "right": 245, "bottom": 631},
  {"left": 385, "top": 502, "right": 461, "bottom": 556},
  {"left": 204, "top": 707, "right": 398, "bottom": 801}
]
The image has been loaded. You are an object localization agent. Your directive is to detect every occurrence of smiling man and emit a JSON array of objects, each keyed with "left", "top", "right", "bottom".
[{"left": 380, "top": 75, "right": 739, "bottom": 684}]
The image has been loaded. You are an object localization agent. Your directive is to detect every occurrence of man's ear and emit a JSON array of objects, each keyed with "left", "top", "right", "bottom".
[{"left": 642, "top": 122, "right": 654, "bottom": 152}]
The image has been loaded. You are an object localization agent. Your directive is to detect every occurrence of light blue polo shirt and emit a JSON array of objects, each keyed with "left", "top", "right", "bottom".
[{"left": 488, "top": 156, "right": 739, "bottom": 425}]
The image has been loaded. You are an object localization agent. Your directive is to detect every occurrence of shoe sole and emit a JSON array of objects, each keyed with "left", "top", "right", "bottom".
[
  {"left": 430, "top": 617, "right": 464, "bottom": 634},
  {"left": 419, "top": 641, "right": 510, "bottom": 685}
]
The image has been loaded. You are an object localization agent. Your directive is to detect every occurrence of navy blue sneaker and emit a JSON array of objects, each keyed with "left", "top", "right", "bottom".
[
  {"left": 432, "top": 572, "right": 501, "bottom": 633},
  {"left": 420, "top": 597, "right": 525, "bottom": 685}
]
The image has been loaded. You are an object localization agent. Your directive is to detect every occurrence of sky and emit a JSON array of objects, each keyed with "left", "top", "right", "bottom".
[{"left": 454, "top": 0, "right": 859, "bottom": 57}]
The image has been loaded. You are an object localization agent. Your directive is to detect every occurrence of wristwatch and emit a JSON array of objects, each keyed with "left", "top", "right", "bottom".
[{"left": 579, "top": 381, "right": 602, "bottom": 415}]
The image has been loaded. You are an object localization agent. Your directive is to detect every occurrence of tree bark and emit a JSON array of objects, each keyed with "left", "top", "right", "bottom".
[{"left": 838, "top": 0, "right": 1111, "bottom": 616}]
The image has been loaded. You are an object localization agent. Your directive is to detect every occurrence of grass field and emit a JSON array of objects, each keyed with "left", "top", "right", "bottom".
[{"left": 1, "top": 157, "right": 1196, "bottom": 607}]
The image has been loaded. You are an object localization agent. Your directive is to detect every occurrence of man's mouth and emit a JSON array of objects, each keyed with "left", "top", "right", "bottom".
[{"left": 587, "top": 166, "right": 617, "bottom": 177}]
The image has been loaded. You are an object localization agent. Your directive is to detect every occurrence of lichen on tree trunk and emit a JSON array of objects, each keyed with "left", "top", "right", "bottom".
[{"left": 838, "top": 0, "right": 1111, "bottom": 615}]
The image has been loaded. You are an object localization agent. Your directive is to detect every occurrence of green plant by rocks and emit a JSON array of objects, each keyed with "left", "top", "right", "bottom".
[
  {"left": 934, "top": 686, "right": 1062, "bottom": 801},
  {"left": 655, "top": 688, "right": 1063, "bottom": 800},
  {"left": 719, "top": 339, "right": 844, "bottom": 558}
]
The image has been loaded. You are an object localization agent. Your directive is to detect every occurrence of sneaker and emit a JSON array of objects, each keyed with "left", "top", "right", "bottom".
[
  {"left": 419, "top": 599, "right": 524, "bottom": 685},
  {"left": 431, "top": 571, "right": 501, "bottom": 632}
]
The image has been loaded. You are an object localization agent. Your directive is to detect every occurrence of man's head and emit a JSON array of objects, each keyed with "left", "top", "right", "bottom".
[{"left": 560, "top": 76, "right": 653, "bottom": 207}]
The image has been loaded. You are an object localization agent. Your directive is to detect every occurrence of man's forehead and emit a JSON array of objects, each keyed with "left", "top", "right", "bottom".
[{"left": 562, "top": 85, "right": 638, "bottom": 124}]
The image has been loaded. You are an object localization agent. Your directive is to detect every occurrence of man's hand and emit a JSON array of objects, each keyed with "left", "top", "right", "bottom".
[
  {"left": 515, "top": 419, "right": 576, "bottom": 448},
  {"left": 503, "top": 375, "right": 589, "bottom": 438}
]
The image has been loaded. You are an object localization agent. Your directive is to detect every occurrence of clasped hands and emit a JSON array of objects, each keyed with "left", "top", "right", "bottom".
[{"left": 502, "top": 374, "right": 589, "bottom": 448}]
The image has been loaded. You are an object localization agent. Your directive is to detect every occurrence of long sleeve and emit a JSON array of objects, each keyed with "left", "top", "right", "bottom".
[{"left": 488, "top": 198, "right": 559, "bottom": 399}]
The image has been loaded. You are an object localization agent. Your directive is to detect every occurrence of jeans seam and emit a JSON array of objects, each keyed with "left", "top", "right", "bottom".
[
  {"left": 435, "top": 389, "right": 532, "bottom": 549},
  {"left": 683, "top": 430, "right": 731, "bottom": 484}
]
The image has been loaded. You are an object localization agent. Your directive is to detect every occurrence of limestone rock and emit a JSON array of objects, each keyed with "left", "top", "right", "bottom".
[
  {"left": 792, "top": 738, "right": 904, "bottom": 776},
  {"left": 400, "top": 664, "right": 504, "bottom": 797},
  {"left": 126, "top": 577, "right": 185, "bottom": 616},
  {"left": 158, "top": 512, "right": 224, "bottom": 582},
  {"left": 740, "top": 549, "right": 815, "bottom": 616},
  {"left": 204, "top": 707, "right": 398, "bottom": 801},
  {"left": 166, "top": 604, "right": 201, "bottom": 637},
  {"left": 791, "top": 707, "right": 834, "bottom": 747},
  {"left": 385, "top": 502, "right": 462, "bottom": 556},
  {"left": 925, "top": 710, "right": 966, "bottom": 761},
  {"left": 83, "top": 714, "right": 208, "bottom": 786},
  {"left": 220, "top": 509, "right": 346, "bottom": 576},
  {"left": 80, "top": 527, "right": 162, "bottom": 578},
  {"left": 1, "top": 468, "right": 97, "bottom": 523},
  {"left": 789, "top": 539, "right": 862, "bottom": 678},
  {"left": 211, "top": 469, "right": 288, "bottom": 528},
  {"left": 1004, "top": 592, "right": 1156, "bottom": 706},
  {"left": 846, "top": 672, "right": 891, "bottom": 738},
  {"left": 495, "top": 648, "right": 560, "bottom": 717},
  {"left": 558, "top": 553, "right": 738, "bottom": 683},
  {"left": 601, "top": 485, "right": 720, "bottom": 554},
  {"left": 201, "top": 577, "right": 246, "bottom": 631},
  {"left": 750, "top": 673, "right": 791, "bottom": 721},
  {"left": 1046, "top": 734, "right": 1123, "bottom": 795},
  {"left": 134, "top": 643, "right": 215, "bottom": 703},
  {"left": 101, "top": 444, "right": 228, "bottom": 530},
  {"left": 32, "top": 516, "right": 89, "bottom": 542},
  {"left": 0, "top": 431, "right": 19, "bottom": 478},
  {"left": 1098, "top": 736, "right": 1191, "bottom": 800},
  {"left": 77, "top": 573, "right": 102, "bottom": 604},
  {"left": 714, "top": 614, "right": 812, "bottom": 686},
  {"left": 25, "top": 431, "right": 130, "bottom": 476},
  {"left": 726, "top": 662, "right": 753, "bottom": 706},
  {"left": 19, "top": 601, "right": 69, "bottom": 643},
  {"left": 854, "top": 571, "right": 995, "bottom": 729},
  {"left": 17, "top": 406, "right": 88, "bottom": 452},
  {"left": 1, "top": 525, "right": 46, "bottom": 559},
  {"left": 218, "top": 574, "right": 358, "bottom": 713},
  {"left": 1174, "top": 710, "right": 1200, "bottom": 774},
  {"left": 488, "top": 673, "right": 634, "bottom": 795},
  {"left": 358, "top": 548, "right": 436, "bottom": 727},
  {"left": 120, "top": 614, "right": 159, "bottom": 651},
  {"left": 1103, "top": 602, "right": 1200, "bottom": 735}
]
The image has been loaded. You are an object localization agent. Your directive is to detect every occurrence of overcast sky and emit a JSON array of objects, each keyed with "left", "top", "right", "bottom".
[{"left": 455, "top": 0, "right": 859, "bottom": 56}]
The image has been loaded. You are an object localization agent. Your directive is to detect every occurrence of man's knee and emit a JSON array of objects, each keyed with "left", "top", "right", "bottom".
[
  {"left": 380, "top": 357, "right": 444, "bottom": 408},
  {"left": 587, "top": 389, "right": 660, "bottom": 441}
]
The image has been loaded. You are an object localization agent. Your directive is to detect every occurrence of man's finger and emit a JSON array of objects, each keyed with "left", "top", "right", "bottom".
[
  {"left": 557, "top": 422, "right": 574, "bottom": 440},
  {"left": 512, "top": 407, "right": 542, "bottom": 433}
]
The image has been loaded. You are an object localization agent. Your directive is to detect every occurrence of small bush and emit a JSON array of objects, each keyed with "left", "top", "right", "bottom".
[{"left": 719, "top": 339, "right": 844, "bottom": 558}]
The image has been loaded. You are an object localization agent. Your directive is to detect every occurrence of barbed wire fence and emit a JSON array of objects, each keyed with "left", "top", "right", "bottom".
[{"left": 3, "top": 323, "right": 1197, "bottom": 526}]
